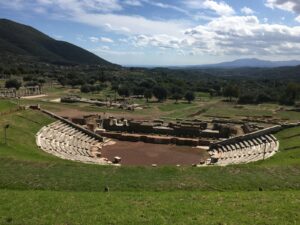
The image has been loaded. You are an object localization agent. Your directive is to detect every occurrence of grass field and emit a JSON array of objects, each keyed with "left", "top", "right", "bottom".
[
  {"left": 0, "top": 190, "right": 299, "bottom": 225},
  {"left": 0, "top": 100, "right": 17, "bottom": 112},
  {"left": 17, "top": 85, "right": 300, "bottom": 122},
  {"left": 0, "top": 99, "right": 299, "bottom": 224}
]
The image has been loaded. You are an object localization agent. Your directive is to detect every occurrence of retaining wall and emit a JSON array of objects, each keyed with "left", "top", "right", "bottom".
[{"left": 98, "top": 131, "right": 210, "bottom": 146}]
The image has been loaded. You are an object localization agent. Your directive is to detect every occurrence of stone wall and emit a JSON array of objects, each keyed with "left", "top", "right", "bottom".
[
  {"left": 97, "top": 130, "right": 210, "bottom": 146},
  {"left": 101, "top": 117, "right": 231, "bottom": 139}
]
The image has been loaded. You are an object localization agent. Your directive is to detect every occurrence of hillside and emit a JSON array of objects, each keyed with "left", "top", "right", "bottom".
[
  {"left": 0, "top": 100, "right": 299, "bottom": 224},
  {"left": 188, "top": 58, "right": 300, "bottom": 69},
  {"left": 0, "top": 19, "right": 114, "bottom": 66}
]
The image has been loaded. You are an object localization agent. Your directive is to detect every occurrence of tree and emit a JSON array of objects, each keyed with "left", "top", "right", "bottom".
[
  {"left": 133, "top": 86, "right": 145, "bottom": 96},
  {"left": 286, "top": 82, "right": 300, "bottom": 100},
  {"left": 140, "top": 79, "right": 156, "bottom": 89},
  {"left": 144, "top": 89, "right": 153, "bottom": 102},
  {"left": 88, "top": 79, "right": 96, "bottom": 85},
  {"left": 57, "top": 77, "right": 67, "bottom": 87},
  {"left": 153, "top": 86, "right": 167, "bottom": 102},
  {"left": 80, "top": 85, "right": 91, "bottom": 93},
  {"left": 38, "top": 78, "right": 46, "bottom": 86},
  {"left": 173, "top": 93, "right": 183, "bottom": 103},
  {"left": 5, "top": 79, "right": 21, "bottom": 90},
  {"left": 23, "top": 75, "right": 33, "bottom": 82},
  {"left": 111, "top": 83, "right": 119, "bottom": 101},
  {"left": 171, "top": 86, "right": 183, "bottom": 103},
  {"left": 223, "top": 84, "right": 239, "bottom": 101},
  {"left": 256, "top": 93, "right": 273, "bottom": 104},
  {"left": 185, "top": 91, "right": 195, "bottom": 103},
  {"left": 238, "top": 94, "right": 256, "bottom": 104},
  {"left": 118, "top": 86, "right": 130, "bottom": 98}
]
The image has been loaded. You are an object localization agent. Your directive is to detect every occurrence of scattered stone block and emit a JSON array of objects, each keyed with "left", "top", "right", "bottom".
[{"left": 113, "top": 156, "right": 122, "bottom": 164}]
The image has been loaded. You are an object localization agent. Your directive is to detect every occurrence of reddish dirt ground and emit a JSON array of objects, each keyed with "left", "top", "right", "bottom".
[{"left": 101, "top": 140, "right": 209, "bottom": 166}]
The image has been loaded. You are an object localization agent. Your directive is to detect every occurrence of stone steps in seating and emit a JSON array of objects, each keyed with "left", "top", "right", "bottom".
[
  {"left": 36, "top": 121, "right": 108, "bottom": 165},
  {"left": 209, "top": 134, "right": 279, "bottom": 166}
]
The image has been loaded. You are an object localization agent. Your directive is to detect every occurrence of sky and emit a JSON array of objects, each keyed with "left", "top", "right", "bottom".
[{"left": 1, "top": 0, "right": 300, "bottom": 66}]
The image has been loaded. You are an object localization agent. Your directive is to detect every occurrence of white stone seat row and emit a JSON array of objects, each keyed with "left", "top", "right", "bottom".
[
  {"left": 36, "top": 121, "right": 109, "bottom": 165},
  {"left": 209, "top": 134, "right": 279, "bottom": 166}
]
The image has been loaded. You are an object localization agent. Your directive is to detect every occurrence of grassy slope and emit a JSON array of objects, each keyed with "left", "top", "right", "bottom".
[
  {"left": 0, "top": 100, "right": 17, "bottom": 112},
  {"left": 0, "top": 100, "right": 299, "bottom": 224},
  {"left": 0, "top": 190, "right": 299, "bottom": 225}
]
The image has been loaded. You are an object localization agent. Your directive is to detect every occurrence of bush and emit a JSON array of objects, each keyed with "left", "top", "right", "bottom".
[
  {"left": 238, "top": 95, "right": 256, "bottom": 104},
  {"left": 153, "top": 86, "right": 168, "bottom": 102},
  {"left": 80, "top": 85, "right": 91, "bottom": 93},
  {"left": 144, "top": 89, "right": 153, "bottom": 102},
  {"left": 118, "top": 86, "right": 130, "bottom": 97},
  {"left": 279, "top": 96, "right": 295, "bottom": 106},
  {"left": 256, "top": 93, "right": 273, "bottom": 103},
  {"left": 5, "top": 79, "right": 22, "bottom": 90},
  {"left": 185, "top": 91, "right": 195, "bottom": 103}
]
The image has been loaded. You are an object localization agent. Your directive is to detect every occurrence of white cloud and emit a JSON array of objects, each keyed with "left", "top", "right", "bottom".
[
  {"left": 145, "top": 1, "right": 189, "bottom": 15},
  {"left": 0, "top": 0, "right": 24, "bottom": 9},
  {"left": 76, "top": 13, "right": 189, "bottom": 36},
  {"left": 184, "top": 0, "right": 235, "bottom": 16},
  {"left": 89, "top": 36, "right": 114, "bottom": 43},
  {"left": 183, "top": 15, "right": 300, "bottom": 55},
  {"left": 241, "top": 7, "right": 254, "bottom": 15},
  {"left": 132, "top": 15, "right": 300, "bottom": 57},
  {"left": 89, "top": 36, "right": 99, "bottom": 42},
  {"left": 2, "top": 0, "right": 300, "bottom": 61},
  {"left": 101, "top": 45, "right": 110, "bottom": 50},
  {"left": 133, "top": 34, "right": 181, "bottom": 49},
  {"left": 100, "top": 37, "right": 114, "bottom": 43},
  {"left": 4, "top": 0, "right": 189, "bottom": 36},
  {"left": 93, "top": 48, "right": 143, "bottom": 56},
  {"left": 34, "top": 0, "right": 123, "bottom": 13},
  {"left": 124, "top": 0, "right": 142, "bottom": 6},
  {"left": 265, "top": 0, "right": 299, "bottom": 13}
]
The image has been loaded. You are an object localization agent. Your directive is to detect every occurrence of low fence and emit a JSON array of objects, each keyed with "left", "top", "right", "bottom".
[{"left": 40, "top": 109, "right": 104, "bottom": 142}]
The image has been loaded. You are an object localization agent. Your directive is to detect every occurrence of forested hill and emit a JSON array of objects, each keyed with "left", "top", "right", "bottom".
[{"left": 0, "top": 19, "right": 115, "bottom": 66}]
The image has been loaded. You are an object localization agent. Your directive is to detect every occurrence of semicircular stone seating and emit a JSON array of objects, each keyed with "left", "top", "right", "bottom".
[
  {"left": 208, "top": 134, "right": 279, "bottom": 166},
  {"left": 36, "top": 121, "right": 110, "bottom": 164}
]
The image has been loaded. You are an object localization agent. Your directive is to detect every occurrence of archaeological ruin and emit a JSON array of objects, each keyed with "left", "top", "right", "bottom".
[
  {"left": 32, "top": 106, "right": 289, "bottom": 166},
  {"left": 0, "top": 86, "right": 42, "bottom": 98}
]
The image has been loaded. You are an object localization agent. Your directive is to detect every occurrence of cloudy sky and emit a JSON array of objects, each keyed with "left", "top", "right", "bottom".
[{"left": 1, "top": 0, "right": 300, "bottom": 66}]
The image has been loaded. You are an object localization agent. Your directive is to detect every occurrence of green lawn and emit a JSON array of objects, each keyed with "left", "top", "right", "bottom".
[
  {"left": 0, "top": 99, "right": 17, "bottom": 112},
  {"left": 0, "top": 100, "right": 299, "bottom": 224},
  {"left": 0, "top": 190, "right": 299, "bottom": 225}
]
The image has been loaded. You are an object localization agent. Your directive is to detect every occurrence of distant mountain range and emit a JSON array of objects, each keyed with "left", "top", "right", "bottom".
[
  {"left": 0, "top": 19, "right": 114, "bottom": 66},
  {"left": 187, "top": 58, "right": 300, "bottom": 69}
]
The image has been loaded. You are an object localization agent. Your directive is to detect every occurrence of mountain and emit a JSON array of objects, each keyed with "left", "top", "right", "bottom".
[
  {"left": 188, "top": 58, "right": 300, "bottom": 69},
  {"left": 0, "top": 19, "right": 115, "bottom": 66}
]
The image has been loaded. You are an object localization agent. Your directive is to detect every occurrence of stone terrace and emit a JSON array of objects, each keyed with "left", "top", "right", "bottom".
[
  {"left": 36, "top": 121, "right": 110, "bottom": 165},
  {"left": 208, "top": 134, "right": 279, "bottom": 166}
]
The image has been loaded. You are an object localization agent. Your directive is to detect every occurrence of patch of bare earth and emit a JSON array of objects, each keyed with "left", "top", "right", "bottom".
[{"left": 101, "top": 140, "right": 209, "bottom": 166}]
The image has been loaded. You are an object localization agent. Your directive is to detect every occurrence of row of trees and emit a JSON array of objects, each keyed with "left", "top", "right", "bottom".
[
  {"left": 3, "top": 78, "right": 46, "bottom": 90},
  {"left": 114, "top": 84, "right": 195, "bottom": 103},
  {"left": 221, "top": 82, "right": 300, "bottom": 106}
]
